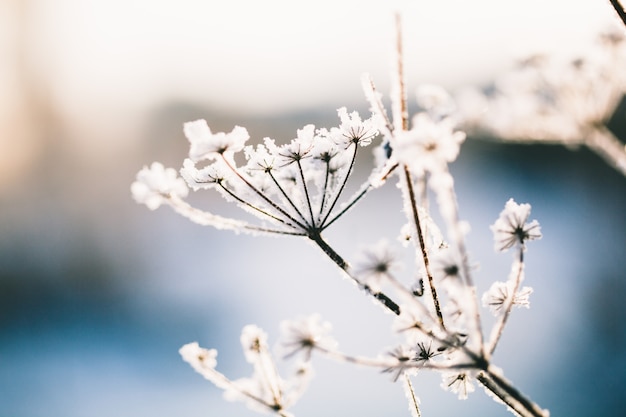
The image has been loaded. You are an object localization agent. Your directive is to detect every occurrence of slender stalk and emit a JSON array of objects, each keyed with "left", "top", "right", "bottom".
[
  {"left": 478, "top": 367, "right": 549, "bottom": 417},
  {"left": 221, "top": 155, "right": 309, "bottom": 231},
  {"left": 320, "top": 185, "right": 370, "bottom": 231},
  {"left": 403, "top": 167, "right": 446, "bottom": 329},
  {"left": 321, "top": 162, "right": 399, "bottom": 232},
  {"left": 431, "top": 167, "right": 485, "bottom": 354},
  {"left": 268, "top": 170, "right": 311, "bottom": 227},
  {"left": 403, "top": 374, "right": 422, "bottom": 417},
  {"left": 255, "top": 346, "right": 283, "bottom": 407},
  {"left": 166, "top": 194, "right": 307, "bottom": 236},
  {"left": 206, "top": 367, "right": 287, "bottom": 416},
  {"left": 308, "top": 232, "right": 400, "bottom": 315},
  {"left": 487, "top": 249, "right": 525, "bottom": 356},
  {"left": 313, "top": 343, "right": 476, "bottom": 372},
  {"left": 609, "top": 0, "right": 626, "bottom": 27},
  {"left": 392, "top": 13, "right": 409, "bottom": 132},
  {"left": 319, "top": 145, "right": 359, "bottom": 228},
  {"left": 361, "top": 73, "right": 394, "bottom": 136},
  {"left": 317, "top": 160, "right": 332, "bottom": 221},
  {"left": 296, "top": 159, "right": 316, "bottom": 226},
  {"left": 218, "top": 182, "right": 296, "bottom": 228}
]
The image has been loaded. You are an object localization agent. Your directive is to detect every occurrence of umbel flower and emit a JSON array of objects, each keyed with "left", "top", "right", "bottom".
[
  {"left": 180, "top": 324, "right": 312, "bottom": 417},
  {"left": 131, "top": 107, "right": 383, "bottom": 238},
  {"left": 490, "top": 198, "right": 542, "bottom": 251},
  {"left": 131, "top": 162, "right": 188, "bottom": 210},
  {"left": 132, "top": 13, "right": 552, "bottom": 415}
]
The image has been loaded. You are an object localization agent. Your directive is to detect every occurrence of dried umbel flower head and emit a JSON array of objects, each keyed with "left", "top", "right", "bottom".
[{"left": 490, "top": 198, "right": 542, "bottom": 251}]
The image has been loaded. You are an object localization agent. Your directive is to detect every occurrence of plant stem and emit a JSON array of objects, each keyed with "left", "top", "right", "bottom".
[
  {"left": 221, "top": 155, "right": 308, "bottom": 231},
  {"left": 296, "top": 159, "right": 316, "bottom": 226},
  {"left": 308, "top": 233, "right": 401, "bottom": 315},
  {"left": 403, "top": 167, "right": 446, "bottom": 329},
  {"left": 487, "top": 249, "right": 525, "bottom": 356},
  {"left": 403, "top": 374, "right": 422, "bottom": 417},
  {"left": 478, "top": 367, "right": 549, "bottom": 417},
  {"left": 319, "top": 145, "right": 358, "bottom": 228},
  {"left": 609, "top": 0, "right": 626, "bottom": 27},
  {"left": 268, "top": 170, "right": 311, "bottom": 226}
]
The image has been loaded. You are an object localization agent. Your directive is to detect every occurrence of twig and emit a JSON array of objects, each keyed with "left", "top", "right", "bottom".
[{"left": 609, "top": 0, "right": 626, "bottom": 27}]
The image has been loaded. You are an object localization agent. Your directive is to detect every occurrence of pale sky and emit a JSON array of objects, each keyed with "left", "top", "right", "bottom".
[
  {"left": 26, "top": 0, "right": 618, "bottom": 114},
  {"left": 0, "top": 0, "right": 620, "bottom": 184}
]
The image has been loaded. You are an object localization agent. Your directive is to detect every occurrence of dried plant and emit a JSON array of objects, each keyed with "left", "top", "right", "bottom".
[{"left": 132, "top": 13, "right": 556, "bottom": 417}]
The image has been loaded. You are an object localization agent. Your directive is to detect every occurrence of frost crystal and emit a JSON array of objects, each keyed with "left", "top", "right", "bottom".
[
  {"left": 329, "top": 107, "right": 379, "bottom": 148},
  {"left": 482, "top": 281, "right": 533, "bottom": 315},
  {"left": 490, "top": 198, "right": 542, "bottom": 251},
  {"left": 131, "top": 162, "right": 188, "bottom": 210},
  {"left": 134, "top": 22, "right": 552, "bottom": 415},
  {"left": 184, "top": 119, "right": 250, "bottom": 162},
  {"left": 391, "top": 112, "right": 466, "bottom": 174}
]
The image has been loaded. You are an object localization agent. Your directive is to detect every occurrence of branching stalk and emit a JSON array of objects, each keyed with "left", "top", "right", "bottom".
[{"left": 319, "top": 145, "right": 359, "bottom": 228}]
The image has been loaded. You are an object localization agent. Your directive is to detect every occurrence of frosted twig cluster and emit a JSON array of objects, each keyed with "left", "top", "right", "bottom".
[
  {"left": 132, "top": 14, "right": 551, "bottom": 417},
  {"left": 458, "top": 27, "right": 626, "bottom": 176}
]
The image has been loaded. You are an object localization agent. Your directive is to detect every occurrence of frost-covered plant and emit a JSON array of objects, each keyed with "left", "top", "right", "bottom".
[
  {"left": 132, "top": 15, "right": 550, "bottom": 417},
  {"left": 457, "top": 25, "right": 626, "bottom": 176}
]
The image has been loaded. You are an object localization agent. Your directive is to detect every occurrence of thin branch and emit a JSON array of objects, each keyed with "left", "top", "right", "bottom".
[
  {"left": 166, "top": 194, "right": 306, "bottom": 236},
  {"left": 218, "top": 182, "right": 297, "bottom": 228},
  {"left": 309, "top": 233, "right": 401, "bottom": 315},
  {"left": 610, "top": 0, "right": 626, "bottom": 27},
  {"left": 268, "top": 170, "right": 311, "bottom": 227},
  {"left": 296, "top": 160, "right": 316, "bottom": 226},
  {"left": 403, "top": 167, "right": 446, "bottom": 329},
  {"left": 321, "top": 162, "right": 398, "bottom": 231},
  {"left": 479, "top": 367, "right": 549, "bottom": 417},
  {"left": 319, "top": 145, "right": 359, "bottom": 228},
  {"left": 317, "top": 160, "right": 332, "bottom": 221},
  {"left": 403, "top": 374, "right": 422, "bottom": 417},
  {"left": 221, "top": 155, "right": 309, "bottom": 231},
  {"left": 487, "top": 249, "right": 524, "bottom": 356}
]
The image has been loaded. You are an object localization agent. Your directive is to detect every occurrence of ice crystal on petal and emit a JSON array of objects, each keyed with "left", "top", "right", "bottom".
[
  {"left": 482, "top": 280, "right": 533, "bottom": 315},
  {"left": 179, "top": 342, "right": 230, "bottom": 390},
  {"left": 491, "top": 198, "right": 542, "bottom": 251},
  {"left": 179, "top": 342, "right": 218, "bottom": 371},
  {"left": 184, "top": 119, "right": 249, "bottom": 162},
  {"left": 278, "top": 125, "right": 315, "bottom": 166},
  {"left": 131, "top": 162, "right": 188, "bottom": 210},
  {"left": 330, "top": 107, "right": 379, "bottom": 148},
  {"left": 441, "top": 371, "right": 475, "bottom": 400},
  {"left": 241, "top": 324, "right": 270, "bottom": 363},
  {"left": 179, "top": 158, "right": 227, "bottom": 191},
  {"left": 391, "top": 112, "right": 466, "bottom": 174},
  {"left": 280, "top": 314, "right": 337, "bottom": 360}
]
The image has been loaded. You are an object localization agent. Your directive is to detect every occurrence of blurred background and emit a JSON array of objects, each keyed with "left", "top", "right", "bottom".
[{"left": 1, "top": 0, "right": 625, "bottom": 416}]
